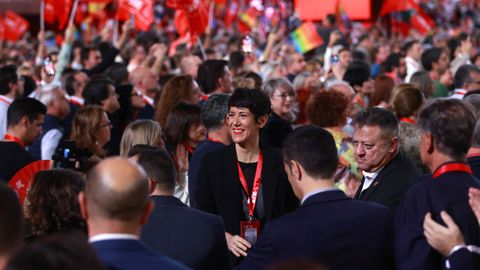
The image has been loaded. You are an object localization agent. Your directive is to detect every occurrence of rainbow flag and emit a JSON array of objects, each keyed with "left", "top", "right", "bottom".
[
  {"left": 238, "top": 12, "right": 256, "bottom": 29},
  {"left": 290, "top": 22, "right": 323, "bottom": 53}
]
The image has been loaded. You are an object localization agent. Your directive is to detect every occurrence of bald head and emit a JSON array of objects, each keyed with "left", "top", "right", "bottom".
[
  {"left": 180, "top": 55, "right": 202, "bottom": 78},
  {"left": 86, "top": 158, "right": 150, "bottom": 222}
]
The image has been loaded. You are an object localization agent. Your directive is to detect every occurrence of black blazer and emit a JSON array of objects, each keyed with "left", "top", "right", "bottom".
[
  {"left": 195, "top": 143, "right": 298, "bottom": 236},
  {"left": 236, "top": 190, "right": 394, "bottom": 270},
  {"left": 141, "top": 196, "right": 231, "bottom": 270},
  {"left": 354, "top": 153, "right": 420, "bottom": 210}
]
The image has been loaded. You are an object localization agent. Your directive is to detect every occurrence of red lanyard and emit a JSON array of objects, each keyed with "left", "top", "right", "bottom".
[
  {"left": 208, "top": 137, "right": 223, "bottom": 144},
  {"left": 4, "top": 134, "right": 25, "bottom": 148},
  {"left": 182, "top": 142, "right": 194, "bottom": 154},
  {"left": 236, "top": 152, "right": 263, "bottom": 219},
  {"left": 0, "top": 96, "right": 12, "bottom": 106},
  {"left": 432, "top": 163, "right": 472, "bottom": 179},
  {"left": 69, "top": 99, "right": 83, "bottom": 108},
  {"left": 400, "top": 117, "right": 416, "bottom": 124}
]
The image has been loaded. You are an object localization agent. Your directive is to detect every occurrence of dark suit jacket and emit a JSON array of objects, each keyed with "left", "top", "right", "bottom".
[
  {"left": 260, "top": 113, "right": 292, "bottom": 148},
  {"left": 141, "top": 196, "right": 231, "bottom": 270},
  {"left": 446, "top": 248, "right": 480, "bottom": 270},
  {"left": 188, "top": 140, "right": 225, "bottom": 208},
  {"left": 467, "top": 156, "right": 480, "bottom": 179},
  {"left": 196, "top": 143, "right": 298, "bottom": 236},
  {"left": 354, "top": 153, "right": 420, "bottom": 210},
  {"left": 236, "top": 190, "right": 394, "bottom": 270},
  {"left": 0, "top": 141, "right": 36, "bottom": 182},
  {"left": 91, "top": 238, "right": 190, "bottom": 270},
  {"left": 395, "top": 168, "right": 480, "bottom": 270}
]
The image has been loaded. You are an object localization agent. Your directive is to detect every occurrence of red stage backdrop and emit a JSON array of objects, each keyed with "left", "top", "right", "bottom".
[{"left": 295, "top": 0, "right": 371, "bottom": 21}]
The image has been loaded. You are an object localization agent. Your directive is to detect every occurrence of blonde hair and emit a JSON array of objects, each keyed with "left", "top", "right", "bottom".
[
  {"left": 71, "top": 105, "right": 106, "bottom": 157},
  {"left": 120, "top": 119, "right": 162, "bottom": 157}
]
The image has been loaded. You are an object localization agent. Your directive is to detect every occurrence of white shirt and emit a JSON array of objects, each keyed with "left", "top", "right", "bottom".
[
  {"left": 41, "top": 129, "right": 63, "bottom": 160},
  {"left": 89, "top": 233, "right": 138, "bottom": 243},
  {"left": 405, "top": 56, "right": 420, "bottom": 83},
  {"left": 0, "top": 95, "right": 13, "bottom": 140},
  {"left": 450, "top": 89, "right": 466, "bottom": 100},
  {"left": 69, "top": 96, "right": 85, "bottom": 106},
  {"left": 361, "top": 169, "right": 382, "bottom": 193},
  {"left": 142, "top": 95, "right": 155, "bottom": 107},
  {"left": 301, "top": 187, "right": 340, "bottom": 205}
]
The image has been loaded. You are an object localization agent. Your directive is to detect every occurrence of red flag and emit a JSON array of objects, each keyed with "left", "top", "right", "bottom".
[
  {"left": 187, "top": 0, "right": 209, "bottom": 36},
  {"left": 44, "top": 0, "right": 57, "bottom": 24},
  {"left": 411, "top": 9, "right": 435, "bottom": 36},
  {"left": 166, "top": 0, "right": 193, "bottom": 10},
  {"left": 380, "top": 0, "right": 420, "bottom": 17},
  {"left": 3, "top": 10, "right": 30, "bottom": 41},
  {"left": 174, "top": 10, "right": 189, "bottom": 37},
  {"left": 117, "top": 0, "right": 154, "bottom": 31},
  {"left": 224, "top": 0, "right": 238, "bottom": 28}
]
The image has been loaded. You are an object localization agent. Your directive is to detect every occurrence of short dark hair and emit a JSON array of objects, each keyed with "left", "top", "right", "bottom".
[
  {"left": 353, "top": 107, "right": 398, "bottom": 139},
  {"left": 403, "top": 40, "right": 420, "bottom": 54},
  {"left": 229, "top": 51, "right": 245, "bottom": 69},
  {"left": 164, "top": 102, "right": 202, "bottom": 145},
  {"left": 418, "top": 99, "right": 476, "bottom": 160},
  {"left": 129, "top": 145, "right": 176, "bottom": 192},
  {"left": 454, "top": 64, "right": 480, "bottom": 89},
  {"left": 81, "top": 46, "right": 98, "bottom": 64},
  {"left": 0, "top": 65, "right": 18, "bottom": 95},
  {"left": 325, "top": 14, "right": 336, "bottom": 25},
  {"left": 82, "top": 76, "right": 115, "bottom": 106},
  {"left": 64, "top": 71, "right": 80, "bottom": 96},
  {"left": 283, "top": 125, "right": 338, "bottom": 179},
  {"left": 421, "top": 48, "right": 443, "bottom": 71},
  {"left": 197, "top": 60, "right": 228, "bottom": 94},
  {"left": 105, "top": 63, "right": 129, "bottom": 86},
  {"left": 202, "top": 94, "right": 229, "bottom": 130},
  {"left": 7, "top": 98, "right": 47, "bottom": 127},
  {"left": 343, "top": 63, "right": 371, "bottom": 89},
  {"left": 0, "top": 183, "right": 23, "bottom": 254},
  {"left": 383, "top": 53, "right": 402, "bottom": 73},
  {"left": 228, "top": 88, "right": 271, "bottom": 121}
]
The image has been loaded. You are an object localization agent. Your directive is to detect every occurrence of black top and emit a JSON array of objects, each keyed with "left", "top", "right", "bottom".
[{"left": 238, "top": 162, "right": 265, "bottom": 221}]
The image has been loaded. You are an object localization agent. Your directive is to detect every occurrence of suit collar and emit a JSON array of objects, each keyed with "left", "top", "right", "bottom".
[
  {"left": 91, "top": 238, "right": 149, "bottom": 252},
  {"left": 150, "top": 195, "right": 186, "bottom": 207},
  {"left": 302, "top": 190, "right": 349, "bottom": 206}
]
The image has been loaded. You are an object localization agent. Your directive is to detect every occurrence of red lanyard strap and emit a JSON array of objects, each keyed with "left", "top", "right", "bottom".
[
  {"left": 432, "top": 163, "right": 472, "bottom": 179},
  {"left": 4, "top": 134, "right": 25, "bottom": 148},
  {"left": 181, "top": 142, "right": 194, "bottom": 154},
  {"left": 236, "top": 151, "right": 263, "bottom": 219},
  {"left": 0, "top": 97, "right": 12, "bottom": 106}
]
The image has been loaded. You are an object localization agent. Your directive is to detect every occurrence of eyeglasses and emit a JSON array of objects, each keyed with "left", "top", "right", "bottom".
[{"left": 274, "top": 93, "right": 295, "bottom": 99}]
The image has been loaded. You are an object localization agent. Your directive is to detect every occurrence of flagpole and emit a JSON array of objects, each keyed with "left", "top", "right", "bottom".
[
  {"left": 40, "top": 0, "right": 45, "bottom": 32},
  {"left": 197, "top": 37, "right": 207, "bottom": 60},
  {"left": 68, "top": 0, "right": 80, "bottom": 26}
]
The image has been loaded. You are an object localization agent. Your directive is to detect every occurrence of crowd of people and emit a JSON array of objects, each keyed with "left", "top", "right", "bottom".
[{"left": 1, "top": 0, "right": 480, "bottom": 269}]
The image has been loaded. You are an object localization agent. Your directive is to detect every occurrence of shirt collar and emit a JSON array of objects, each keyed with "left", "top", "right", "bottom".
[
  {"left": 89, "top": 233, "right": 138, "bottom": 243},
  {"left": 362, "top": 168, "right": 382, "bottom": 180},
  {"left": 142, "top": 95, "right": 155, "bottom": 107},
  {"left": 301, "top": 187, "right": 340, "bottom": 205}
]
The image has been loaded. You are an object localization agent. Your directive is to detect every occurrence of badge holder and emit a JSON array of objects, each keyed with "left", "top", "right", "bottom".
[{"left": 240, "top": 216, "right": 260, "bottom": 245}]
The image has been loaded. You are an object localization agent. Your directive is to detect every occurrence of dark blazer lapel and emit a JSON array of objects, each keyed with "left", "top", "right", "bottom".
[
  {"left": 260, "top": 145, "right": 280, "bottom": 221},
  {"left": 354, "top": 177, "right": 365, "bottom": 199},
  {"left": 359, "top": 154, "right": 400, "bottom": 200}
]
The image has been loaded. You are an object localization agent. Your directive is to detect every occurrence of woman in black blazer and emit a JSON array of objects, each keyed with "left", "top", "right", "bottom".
[{"left": 196, "top": 88, "right": 298, "bottom": 262}]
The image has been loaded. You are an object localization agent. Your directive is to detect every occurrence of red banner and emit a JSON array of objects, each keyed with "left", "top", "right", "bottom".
[
  {"left": 117, "top": 0, "right": 154, "bottom": 32},
  {"left": 3, "top": 10, "right": 30, "bottom": 41}
]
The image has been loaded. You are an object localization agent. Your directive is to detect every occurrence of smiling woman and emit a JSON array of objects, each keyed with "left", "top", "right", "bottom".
[{"left": 196, "top": 88, "right": 298, "bottom": 264}]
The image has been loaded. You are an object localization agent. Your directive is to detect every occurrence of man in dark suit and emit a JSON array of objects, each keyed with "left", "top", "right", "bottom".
[
  {"left": 236, "top": 126, "right": 394, "bottom": 270},
  {"left": 465, "top": 94, "right": 480, "bottom": 178},
  {"left": 189, "top": 93, "right": 231, "bottom": 207},
  {"left": 128, "top": 145, "right": 231, "bottom": 270},
  {"left": 396, "top": 99, "right": 480, "bottom": 270},
  {"left": 78, "top": 157, "right": 189, "bottom": 270},
  {"left": 353, "top": 107, "right": 419, "bottom": 210}
]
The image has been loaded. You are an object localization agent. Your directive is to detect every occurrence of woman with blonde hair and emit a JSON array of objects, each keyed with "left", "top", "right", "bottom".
[
  {"left": 155, "top": 75, "right": 201, "bottom": 127},
  {"left": 71, "top": 105, "right": 111, "bottom": 170},
  {"left": 119, "top": 119, "right": 164, "bottom": 157}
]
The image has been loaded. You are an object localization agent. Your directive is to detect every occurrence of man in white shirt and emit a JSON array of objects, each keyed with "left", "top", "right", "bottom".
[
  {"left": 129, "top": 66, "right": 158, "bottom": 119},
  {"left": 404, "top": 40, "right": 423, "bottom": 82},
  {"left": 0, "top": 65, "right": 24, "bottom": 139},
  {"left": 78, "top": 158, "right": 189, "bottom": 270}
]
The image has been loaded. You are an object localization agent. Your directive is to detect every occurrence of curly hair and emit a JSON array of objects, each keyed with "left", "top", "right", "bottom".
[
  {"left": 71, "top": 105, "right": 106, "bottom": 157},
  {"left": 306, "top": 90, "right": 349, "bottom": 127},
  {"left": 25, "top": 169, "right": 86, "bottom": 239},
  {"left": 155, "top": 75, "right": 196, "bottom": 128}
]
